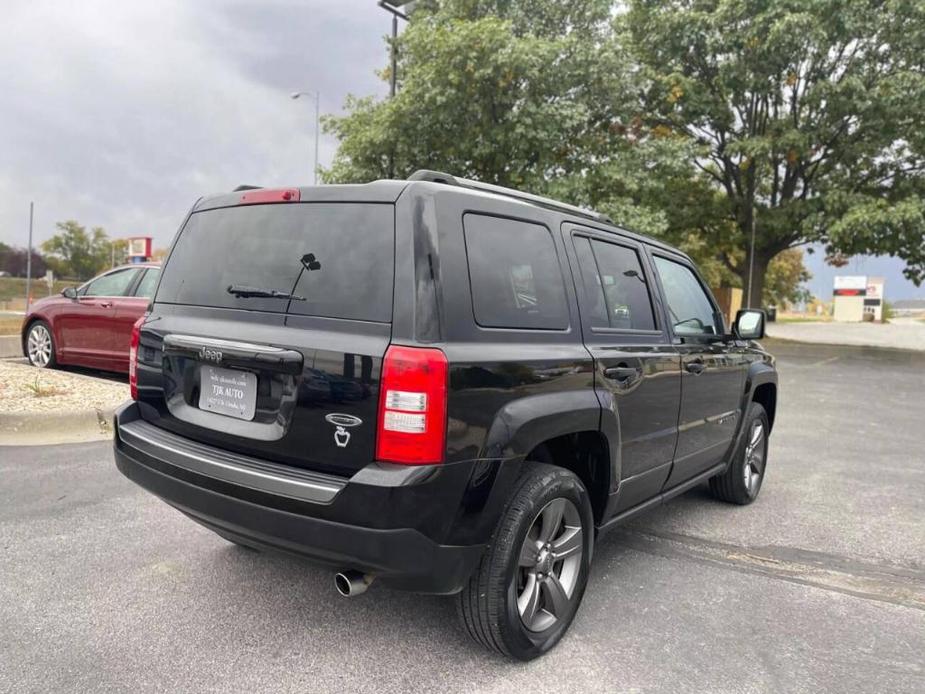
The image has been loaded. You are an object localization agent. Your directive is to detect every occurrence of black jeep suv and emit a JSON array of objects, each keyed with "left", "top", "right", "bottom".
[{"left": 114, "top": 171, "right": 777, "bottom": 660}]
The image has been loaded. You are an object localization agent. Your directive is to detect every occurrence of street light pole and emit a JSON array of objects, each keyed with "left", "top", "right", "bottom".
[
  {"left": 390, "top": 12, "right": 398, "bottom": 97},
  {"left": 25, "top": 201, "right": 33, "bottom": 313},
  {"left": 377, "top": 2, "right": 412, "bottom": 178},
  {"left": 377, "top": 1, "right": 411, "bottom": 98},
  {"left": 746, "top": 206, "right": 757, "bottom": 308},
  {"left": 290, "top": 90, "right": 320, "bottom": 185}
]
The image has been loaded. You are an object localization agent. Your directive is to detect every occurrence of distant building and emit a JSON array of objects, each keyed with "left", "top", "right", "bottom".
[
  {"left": 833, "top": 275, "right": 885, "bottom": 322},
  {"left": 892, "top": 299, "right": 925, "bottom": 317}
]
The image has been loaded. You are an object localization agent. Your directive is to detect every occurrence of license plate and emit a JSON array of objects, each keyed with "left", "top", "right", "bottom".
[{"left": 198, "top": 365, "right": 257, "bottom": 421}]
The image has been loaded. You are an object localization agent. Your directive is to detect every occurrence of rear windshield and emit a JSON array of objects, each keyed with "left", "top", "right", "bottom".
[{"left": 156, "top": 203, "right": 394, "bottom": 322}]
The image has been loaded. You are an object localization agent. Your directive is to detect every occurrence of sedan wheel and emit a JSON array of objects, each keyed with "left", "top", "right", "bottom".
[{"left": 27, "top": 323, "right": 55, "bottom": 368}]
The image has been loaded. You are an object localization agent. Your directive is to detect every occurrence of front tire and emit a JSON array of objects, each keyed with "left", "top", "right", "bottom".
[
  {"left": 456, "top": 462, "right": 594, "bottom": 660},
  {"left": 709, "top": 402, "right": 769, "bottom": 505},
  {"left": 25, "top": 320, "right": 57, "bottom": 369}
]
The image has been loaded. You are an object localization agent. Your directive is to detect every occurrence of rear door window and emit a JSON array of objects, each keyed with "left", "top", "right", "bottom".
[
  {"left": 463, "top": 214, "right": 568, "bottom": 330},
  {"left": 573, "top": 236, "right": 656, "bottom": 331},
  {"left": 81, "top": 268, "right": 141, "bottom": 297},
  {"left": 156, "top": 203, "right": 394, "bottom": 322}
]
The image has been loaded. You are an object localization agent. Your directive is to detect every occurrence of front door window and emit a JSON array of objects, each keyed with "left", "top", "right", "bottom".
[{"left": 652, "top": 256, "right": 720, "bottom": 337}]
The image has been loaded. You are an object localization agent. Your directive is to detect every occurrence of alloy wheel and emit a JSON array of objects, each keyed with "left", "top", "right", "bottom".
[
  {"left": 516, "top": 497, "right": 583, "bottom": 632},
  {"left": 27, "top": 324, "right": 52, "bottom": 367}
]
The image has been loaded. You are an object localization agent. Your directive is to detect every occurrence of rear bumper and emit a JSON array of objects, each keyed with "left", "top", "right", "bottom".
[{"left": 113, "top": 402, "right": 490, "bottom": 594}]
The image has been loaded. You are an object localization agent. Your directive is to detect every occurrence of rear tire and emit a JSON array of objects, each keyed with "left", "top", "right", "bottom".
[
  {"left": 25, "top": 320, "right": 57, "bottom": 369},
  {"left": 456, "top": 462, "right": 594, "bottom": 660},
  {"left": 709, "top": 402, "right": 769, "bottom": 505}
]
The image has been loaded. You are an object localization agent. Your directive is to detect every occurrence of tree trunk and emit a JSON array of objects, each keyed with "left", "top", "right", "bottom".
[{"left": 738, "top": 253, "right": 770, "bottom": 309}]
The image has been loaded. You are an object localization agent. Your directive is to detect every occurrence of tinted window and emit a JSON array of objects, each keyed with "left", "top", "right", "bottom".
[
  {"left": 573, "top": 238, "right": 608, "bottom": 326},
  {"left": 463, "top": 214, "right": 568, "bottom": 330},
  {"left": 134, "top": 268, "right": 160, "bottom": 299},
  {"left": 82, "top": 268, "right": 140, "bottom": 297},
  {"left": 574, "top": 236, "right": 655, "bottom": 331},
  {"left": 157, "top": 203, "right": 394, "bottom": 322},
  {"left": 653, "top": 256, "right": 719, "bottom": 336}
]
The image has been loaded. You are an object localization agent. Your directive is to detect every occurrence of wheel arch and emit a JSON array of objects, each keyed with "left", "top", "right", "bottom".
[
  {"left": 480, "top": 390, "right": 617, "bottom": 525},
  {"left": 20, "top": 314, "right": 51, "bottom": 358},
  {"left": 746, "top": 363, "right": 778, "bottom": 433}
]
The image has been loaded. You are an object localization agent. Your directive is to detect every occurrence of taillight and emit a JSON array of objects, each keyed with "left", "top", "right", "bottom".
[
  {"left": 376, "top": 345, "right": 448, "bottom": 465},
  {"left": 129, "top": 315, "right": 146, "bottom": 400}
]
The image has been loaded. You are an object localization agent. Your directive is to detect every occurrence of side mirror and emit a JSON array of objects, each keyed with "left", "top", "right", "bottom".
[
  {"left": 734, "top": 309, "right": 766, "bottom": 340},
  {"left": 62, "top": 287, "right": 78, "bottom": 300}
]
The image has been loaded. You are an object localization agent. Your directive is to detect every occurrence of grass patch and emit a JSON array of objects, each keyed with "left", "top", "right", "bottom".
[
  {"left": 0, "top": 277, "right": 74, "bottom": 303},
  {"left": 23, "top": 375, "right": 69, "bottom": 398},
  {"left": 0, "top": 315, "right": 24, "bottom": 335},
  {"left": 775, "top": 316, "right": 829, "bottom": 323}
]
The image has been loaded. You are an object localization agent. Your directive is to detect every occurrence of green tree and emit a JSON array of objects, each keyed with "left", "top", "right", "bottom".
[
  {"left": 41, "top": 221, "right": 113, "bottom": 280},
  {"left": 764, "top": 248, "right": 812, "bottom": 307},
  {"left": 109, "top": 238, "right": 128, "bottom": 267},
  {"left": 323, "top": 1, "right": 622, "bottom": 189},
  {"left": 620, "top": 0, "right": 925, "bottom": 305},
  {"left": 324, "top": 1, "right": 925, "bottom": 306}
]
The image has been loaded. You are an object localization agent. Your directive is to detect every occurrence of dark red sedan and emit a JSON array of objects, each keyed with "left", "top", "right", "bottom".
[{"left": 21, "top": 263, "right": 160, "bottom": 373}]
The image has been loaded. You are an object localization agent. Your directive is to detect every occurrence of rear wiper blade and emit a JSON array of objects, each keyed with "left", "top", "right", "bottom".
[{"left": 226, "top": 284, "right": 305, "bottom": 301}]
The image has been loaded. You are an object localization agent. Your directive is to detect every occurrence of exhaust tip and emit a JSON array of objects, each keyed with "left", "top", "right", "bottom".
[
  {"left": 334, "top": 572, "right": 352, "bottom": 597},
  {"left": 335, "top": 570, "right": 373, "bottom": 597}
]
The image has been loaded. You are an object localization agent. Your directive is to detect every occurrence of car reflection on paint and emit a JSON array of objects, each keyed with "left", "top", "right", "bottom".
[
  {"left": 300, "top": 368, "right": 369, "bottom": 405},
  {"left": 300, "top": 368, "right": 334, "bottom": 404}
]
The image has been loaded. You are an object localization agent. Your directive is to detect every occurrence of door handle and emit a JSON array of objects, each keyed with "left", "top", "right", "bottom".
[
  {"left": 98, "top": 302, "right": 113, "bottom": 308},
  {"left": 685, "top": 359, "right": 706, "bottom": 375},
  {"left": 604, "top": 365, "right": 640, "bottom": 383}
]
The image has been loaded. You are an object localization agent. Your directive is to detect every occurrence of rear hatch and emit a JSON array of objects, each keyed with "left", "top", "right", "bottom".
[{"left": 135, "top": 198, "right": 394, "bottom": 477}]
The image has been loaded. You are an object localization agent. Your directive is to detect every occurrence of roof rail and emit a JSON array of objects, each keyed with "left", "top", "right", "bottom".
[{"left": 407, "top": 170, "right": 613, "bottom": 224}]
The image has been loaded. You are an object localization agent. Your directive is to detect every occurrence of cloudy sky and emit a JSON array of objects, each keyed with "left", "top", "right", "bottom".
[
  {"left": 1, "top": 0, "right": 920, "bottom": 299},
  {"left": 0, "top": 0, "right": 385, "bottom": 246}
]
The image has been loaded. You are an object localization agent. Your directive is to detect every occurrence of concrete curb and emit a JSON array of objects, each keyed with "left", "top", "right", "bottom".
[
  {"left": 0, "top": 334, "right": 21, "bottom": 358},
  {"left": 0, "top": 406, "right": 117, "bottom": 446}
]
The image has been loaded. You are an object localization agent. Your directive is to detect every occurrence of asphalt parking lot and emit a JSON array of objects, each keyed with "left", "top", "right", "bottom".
[{"left": 1, "top": 339, "right": 923, "bottom": 693}]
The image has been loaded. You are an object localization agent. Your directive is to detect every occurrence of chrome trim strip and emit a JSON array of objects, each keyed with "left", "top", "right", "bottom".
[
  {"left": 119, "top": 420, "right": 345, "bottom": 504},
  {"left": 162, "top": 334, "right": 291, "bottom": 354}
]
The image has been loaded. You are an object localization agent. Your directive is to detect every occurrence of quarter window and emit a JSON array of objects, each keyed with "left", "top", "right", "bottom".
[
  {"left": 81, "top": 268, "right": 140, "bottom": 297},
  {"left": 653, "top": 256, "right": 720, "bottom": 336},
  {"left": 464, "top": 214, "right": 568, "bottom": 330},
  {"left": 573, "top": 236, "right": 656, "bottom": 331}
]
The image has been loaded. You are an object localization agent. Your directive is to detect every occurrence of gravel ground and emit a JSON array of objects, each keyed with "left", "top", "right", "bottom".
[{"left": 0, "top": 360, "right": 127, "bottom": 414}]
